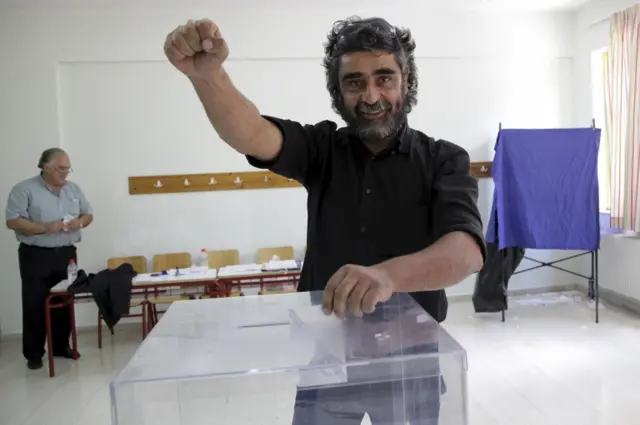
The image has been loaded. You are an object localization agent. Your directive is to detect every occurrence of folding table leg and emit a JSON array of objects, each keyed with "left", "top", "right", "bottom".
[
  {"left": 587, "top": 249, "right": 600, "bottom": 324},
  {"left": 69, "top": 296, "right": 79, "bottom": 359},
  {"left": 44, "top": 294, "right": 56, "bottom": 378}
]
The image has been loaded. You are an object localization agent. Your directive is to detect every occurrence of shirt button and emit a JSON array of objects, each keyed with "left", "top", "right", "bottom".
[
  {"left": 365, "top": 188, "right": 372, "bottom": 195},
  {"left": 361, "top": 226, "right": 367, "bottom": 233}
]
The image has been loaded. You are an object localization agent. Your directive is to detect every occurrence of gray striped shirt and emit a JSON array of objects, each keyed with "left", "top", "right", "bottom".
[{"left": 5, "top": 175, "right": 93, "bottom": 248}]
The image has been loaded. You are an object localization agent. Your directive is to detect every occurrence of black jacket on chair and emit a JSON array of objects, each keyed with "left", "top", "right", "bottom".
[{"left": 67, "top": 263, "right": 137, "bottom": 334}]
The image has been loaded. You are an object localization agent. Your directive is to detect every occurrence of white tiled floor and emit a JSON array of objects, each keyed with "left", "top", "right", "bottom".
[{"left": 1, "top": 291, "right": 639, "bottom": 425}]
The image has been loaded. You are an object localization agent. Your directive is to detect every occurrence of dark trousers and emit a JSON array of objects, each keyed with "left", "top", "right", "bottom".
[
  {"left": 18, "top": 243, "right": 76, "bottom": 362},
  {"left": 292, "top": 377, "right": 441, "bottom": 425},
  {"left": 292, "top": 344, "right": 442, "bottom": 425}
]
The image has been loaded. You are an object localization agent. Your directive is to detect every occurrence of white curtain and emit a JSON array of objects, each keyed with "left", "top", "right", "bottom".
[{"left": 606, "top": 5, "right": 640, "bottom": 232}]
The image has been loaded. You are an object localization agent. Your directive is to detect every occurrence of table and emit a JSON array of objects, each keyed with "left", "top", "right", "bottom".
[
  {"left": 44, "top": 264, "right": 304, "bottom": 378},
  {"left": 45, "top": 268, "right": 218, "bottom": 377},
  {"left": 216, "top": 263, "right": 301, "bottom": 296}
]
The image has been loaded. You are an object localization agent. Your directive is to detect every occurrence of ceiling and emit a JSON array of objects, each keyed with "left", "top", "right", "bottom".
[{"left": 0, "top": 0, "right": 593, "bottom": 11}]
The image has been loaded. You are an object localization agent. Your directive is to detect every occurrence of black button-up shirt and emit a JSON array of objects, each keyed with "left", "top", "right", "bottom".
[{"left": 248, "top": 117, "right": 486, "bottom": 322}]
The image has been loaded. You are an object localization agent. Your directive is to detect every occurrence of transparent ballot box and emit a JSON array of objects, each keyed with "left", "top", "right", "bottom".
[{"left": 110, "top": 292, "right": 468, "bottom": 425}]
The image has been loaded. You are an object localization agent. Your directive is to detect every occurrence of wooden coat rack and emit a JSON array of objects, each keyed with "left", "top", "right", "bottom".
[{"left": 129, "top": 161, "right": 492, "bottom": 195}]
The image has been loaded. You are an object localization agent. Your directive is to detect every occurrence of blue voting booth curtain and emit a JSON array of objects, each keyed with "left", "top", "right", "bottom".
[{"left": 486, "top": 128, "right": 601, "bottom": 251}]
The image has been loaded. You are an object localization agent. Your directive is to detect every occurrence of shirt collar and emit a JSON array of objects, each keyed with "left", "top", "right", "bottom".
[{"left": 395, "top": 124, "right": 413, "bottom": 154}]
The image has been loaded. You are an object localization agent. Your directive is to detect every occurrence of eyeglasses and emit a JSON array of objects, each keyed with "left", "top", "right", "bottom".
[{"left": 53, "top": 166, "right": 73, "bottom": 174}]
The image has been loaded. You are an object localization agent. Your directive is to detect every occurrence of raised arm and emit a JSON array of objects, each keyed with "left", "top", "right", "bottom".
[{"left": 164, "top": 19, "right": 282, "bottom": 162}]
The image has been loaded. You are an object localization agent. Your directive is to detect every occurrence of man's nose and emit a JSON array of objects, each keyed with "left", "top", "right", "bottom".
[{"left": 362, "top": 85, "right": 382, "bottom": 104}]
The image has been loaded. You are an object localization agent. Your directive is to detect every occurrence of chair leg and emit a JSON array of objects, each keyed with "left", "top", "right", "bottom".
[{"left": 97, "top": 312, "right": 103, "bottom": 349}]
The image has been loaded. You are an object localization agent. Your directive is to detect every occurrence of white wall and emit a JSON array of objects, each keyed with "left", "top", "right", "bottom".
[
  {"left": 0, "top": 6, "right": 578, "bottom": 336},
  {"left": 572, "top": 0, "right": 640, "bottom": 303}
]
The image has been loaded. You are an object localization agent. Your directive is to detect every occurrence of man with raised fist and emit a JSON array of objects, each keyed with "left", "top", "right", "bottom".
[
  {"left": 164, "top": 16, "right": 485, "bottom": 321},
  {"left": 165, "top": 18, "right": 485, "bottom": 424}
]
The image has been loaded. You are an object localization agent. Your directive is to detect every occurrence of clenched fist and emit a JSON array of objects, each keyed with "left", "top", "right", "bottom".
[{"left": 164, "top": 19, "right": 229, "bottom": 79}]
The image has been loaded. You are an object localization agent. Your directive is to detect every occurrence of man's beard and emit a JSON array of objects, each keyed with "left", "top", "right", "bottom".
[{"left": 340, "top": 98, "right": 407, "bottom": 142}]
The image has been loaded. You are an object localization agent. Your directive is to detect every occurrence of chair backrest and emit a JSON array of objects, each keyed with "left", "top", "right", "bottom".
[
  {"left": 152, "top": 252, "right": 192, "bottom": 272},
  {"left": 207, "top": 249, "right": 240, "bottom": 269},
  {"left": 257, "top": 246, "right": 295, "bottom": 263},
  {"left": 107, "top": 256, "right": 148, "bottom": 274}
]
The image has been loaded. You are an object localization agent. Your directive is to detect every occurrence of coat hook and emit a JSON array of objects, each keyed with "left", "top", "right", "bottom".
[
  {"left": 234, "top": 176, "right": 242, "bottom": 184},
  {"left": 154, "top": 180, "right": 163, "bottom": 188},
  {"left": 264, "top": 176, "right": 269, "bottom": 183},
  {"left": 480, "top": 166, "right": 488, "bottom": 172},
  {"left": 184, "top": 178, "right": 191, "bottom": 186},
  {"left": 209, "top": 177, "right": 217, "bottom": 185},
  {"left": 287, "top": 178, "right": 293, "bottom": 182}
]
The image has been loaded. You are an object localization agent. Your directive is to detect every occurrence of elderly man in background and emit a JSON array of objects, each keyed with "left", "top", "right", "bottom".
[{"left": 5, "top": 147, "right": 93, "bottom": 370}]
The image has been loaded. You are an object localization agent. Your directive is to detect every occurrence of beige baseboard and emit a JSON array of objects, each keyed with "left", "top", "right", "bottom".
[
  {"left": 446, "top": 284, "right": 578, "bottom": 303},
  {"left": 573, "top": 284, "right": 640, "bottom": 316}
]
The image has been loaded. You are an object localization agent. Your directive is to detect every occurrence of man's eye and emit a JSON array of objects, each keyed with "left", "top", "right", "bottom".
[
  {"left": 378, "top": 76, "right": 392, "bottom": 84},
  {"left": 347, "top": 80, "right": 364, "bottom": 89}
]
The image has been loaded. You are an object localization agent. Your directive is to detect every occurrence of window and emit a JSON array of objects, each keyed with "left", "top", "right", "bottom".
[{"left": 591, "top": 48, "right": 610, "bottom": 213}]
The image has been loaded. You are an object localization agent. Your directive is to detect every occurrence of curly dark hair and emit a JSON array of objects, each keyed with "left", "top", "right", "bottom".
[{"left": 322, "top": 16, "right": 418, "bottom": 115}]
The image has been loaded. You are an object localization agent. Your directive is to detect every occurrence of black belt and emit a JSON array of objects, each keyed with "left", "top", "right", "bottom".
[{"left": 20, "top": 243, "right": 75, "bottom": 251}]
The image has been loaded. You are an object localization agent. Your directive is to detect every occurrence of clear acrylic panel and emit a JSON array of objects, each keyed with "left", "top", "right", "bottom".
[{"left": 110, "top": 291, "right": 468, "bottom": 425}]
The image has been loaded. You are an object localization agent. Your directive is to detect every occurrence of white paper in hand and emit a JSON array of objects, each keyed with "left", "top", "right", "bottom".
[{"left": 289, "top": 307, "right": 347, "bottom": 388}]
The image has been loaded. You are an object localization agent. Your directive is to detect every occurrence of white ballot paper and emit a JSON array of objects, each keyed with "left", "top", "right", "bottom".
[{"left": 288, "top": 306, "right": 348, "bottom": 388}]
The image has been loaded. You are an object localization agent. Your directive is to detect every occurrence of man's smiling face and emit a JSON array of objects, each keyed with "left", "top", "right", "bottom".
[{"left": 337, "top": 49, "right": 408, "bottom": 144}]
